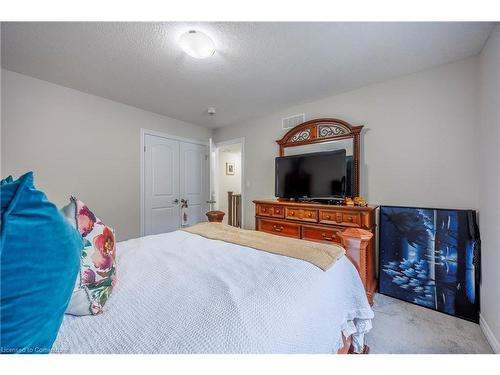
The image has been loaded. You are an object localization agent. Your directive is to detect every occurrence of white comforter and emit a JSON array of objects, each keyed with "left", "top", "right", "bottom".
[{"left": 53, "top": 230, "right": 373, "bottom": 354}]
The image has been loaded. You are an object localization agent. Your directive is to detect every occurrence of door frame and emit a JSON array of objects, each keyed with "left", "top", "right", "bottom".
[
  {"left": 214, "top": 137, "right": 245, "bottom": 228},
  {"left": 140, "top": 128, "right": 209, "bottom": 237}
]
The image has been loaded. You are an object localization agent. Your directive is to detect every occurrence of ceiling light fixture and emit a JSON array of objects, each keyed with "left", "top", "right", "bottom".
[{"left": 178, "top": 30, "right": 216, "bottom": 59}]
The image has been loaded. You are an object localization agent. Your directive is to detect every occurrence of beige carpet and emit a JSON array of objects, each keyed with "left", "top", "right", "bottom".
[{"left": 366, "top": 294, "right": 493, "bottom": 354}]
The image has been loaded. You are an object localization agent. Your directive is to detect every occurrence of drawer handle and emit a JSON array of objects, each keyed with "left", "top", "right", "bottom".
[
  {"left": 290, "top": 211, "right": 295, "bottom": 216},
  {"left": 347, "top": 216, "right": 353, "bottom": 221},
  {"left": 273, "top": 225, "right": 284, "bottom": 232},
  {"left": 262, "top": 208, "right": 267, "bottom": 212},
  {"left": 307, "top": 213, "right": 312, "bottom": 218},
  {"left": 275, "top": 210, "right": 280, "bottom": 214},
  {"left": 321, "top": 233, "right": 335, "bottom": 241},
  {"left": 326, "top": 215, "right": 331, "bottom": 219}
]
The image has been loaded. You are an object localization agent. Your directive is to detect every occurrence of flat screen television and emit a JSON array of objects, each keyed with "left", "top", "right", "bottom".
[{"left": 275, "top": 150, "right": 347, "bottom": 200}]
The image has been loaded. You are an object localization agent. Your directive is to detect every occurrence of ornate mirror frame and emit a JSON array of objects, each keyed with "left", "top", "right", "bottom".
[{"left": 276, "top": 118, "right": 363, "bottom": 197}]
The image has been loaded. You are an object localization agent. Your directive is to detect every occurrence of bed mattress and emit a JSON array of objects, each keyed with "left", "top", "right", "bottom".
[{"left": 53, "top": 230, "right": 373, "bottom": 354}]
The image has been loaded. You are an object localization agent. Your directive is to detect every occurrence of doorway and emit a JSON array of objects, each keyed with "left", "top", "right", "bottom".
[
  {"left": 213, "top": 138, "right": 245, "bottom": 227},
  {"left": 141, "top": 129, "right": 209, "bottom": 236}
]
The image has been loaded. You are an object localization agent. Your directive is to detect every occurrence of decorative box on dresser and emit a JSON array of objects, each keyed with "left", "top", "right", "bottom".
[{"left": 254, "top": 199, "right": 378, "bottom": 304}]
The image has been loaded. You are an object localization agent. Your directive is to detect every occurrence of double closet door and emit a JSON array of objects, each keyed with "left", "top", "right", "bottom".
[{"left": 144, "top": 134, "right": 209, "bottom": 235}]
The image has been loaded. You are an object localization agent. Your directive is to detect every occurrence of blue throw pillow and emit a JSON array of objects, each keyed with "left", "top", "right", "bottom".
[{"left": 1, "top": 172, "right": 83, "bottom": 354}]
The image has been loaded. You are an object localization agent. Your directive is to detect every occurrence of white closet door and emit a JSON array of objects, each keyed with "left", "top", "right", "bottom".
[
  {"left": 144, "top": 135, "right": 180, "bottom": 235},
  {"left": 179, "top": 142, "right": 209, "bottom": 227}
]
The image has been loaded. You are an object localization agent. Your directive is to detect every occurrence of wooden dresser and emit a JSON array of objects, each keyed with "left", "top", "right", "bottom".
[{"left": 254, "top": 199, "right": 378, "bottom": 304}]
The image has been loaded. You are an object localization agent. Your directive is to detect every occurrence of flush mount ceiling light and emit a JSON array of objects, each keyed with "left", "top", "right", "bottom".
[{"left": 178, "top": 30, "right": 216, "bottom": 59}]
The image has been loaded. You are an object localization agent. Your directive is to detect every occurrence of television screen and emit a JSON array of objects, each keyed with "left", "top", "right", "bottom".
[{"left": 275, "top": 150, "right": 347, "bottom": 199}]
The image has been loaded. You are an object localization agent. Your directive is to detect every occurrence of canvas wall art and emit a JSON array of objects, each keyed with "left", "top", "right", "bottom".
[{"left": 379, "top": 206, "right": 480, "bottom": 322}]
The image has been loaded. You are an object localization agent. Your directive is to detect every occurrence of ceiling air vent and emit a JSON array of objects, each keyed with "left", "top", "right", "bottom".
[{"left": 282, "top": 113, "right": 305, "bottom": 130}]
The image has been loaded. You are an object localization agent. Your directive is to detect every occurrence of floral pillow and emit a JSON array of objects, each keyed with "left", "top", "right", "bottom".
[{"left": 61, "top": 197, "right": 116, "bottom": 315}]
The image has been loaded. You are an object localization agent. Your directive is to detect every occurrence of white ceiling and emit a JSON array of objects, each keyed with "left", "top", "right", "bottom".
[{"left": 1, "top": 22, "right": 495, "bottom": 128}]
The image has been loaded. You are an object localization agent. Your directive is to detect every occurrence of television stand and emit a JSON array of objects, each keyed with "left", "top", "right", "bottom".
[{"left": 253, "top": 199, "right": 378, "bottom": 304}]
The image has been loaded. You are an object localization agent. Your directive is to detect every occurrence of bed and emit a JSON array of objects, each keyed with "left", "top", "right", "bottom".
[{"left": 52, "top": 229, "right": 374, "bottom": 354}]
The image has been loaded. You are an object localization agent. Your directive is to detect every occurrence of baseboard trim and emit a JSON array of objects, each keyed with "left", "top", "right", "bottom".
[{"left": 480, "top": 314, "right": 500, "bottom": 353}]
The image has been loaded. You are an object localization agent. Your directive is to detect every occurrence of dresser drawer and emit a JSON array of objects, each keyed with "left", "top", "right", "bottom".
[
  {"left": 257, "top": 219, "right": 301, "bottom": 239},
  {"left": 256, "top": 204, "right": 285, "bottom": 218},
  {"left": 285, "top": 207, "right": 318, "bottom": 222},
  {"left": 272, "top": 206, "right": 285, "bottom": 218},
  {"left": 319, "top": 210, "right": 343, "bottom": 224},
  {"left": 319, "top": 209, "right": 361, "bottom": 227},
  {"left": 342, "top": 212, "right": 361, "bottom": 226},
  {"left": 302, "top": 225, "right": 342, "bottom": 244}
]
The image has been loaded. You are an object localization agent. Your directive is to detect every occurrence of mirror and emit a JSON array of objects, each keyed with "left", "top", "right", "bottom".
[
  {"left": 283, "top": 139, "right": 353, "bottom": 156},
  {"left": 276, "top": 118, "right": 363, "bottom": 197}
]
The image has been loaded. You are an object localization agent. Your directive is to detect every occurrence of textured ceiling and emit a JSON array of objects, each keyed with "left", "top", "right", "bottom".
[{"left": 1, "top": 22, "right": 495, "bottom": 128}]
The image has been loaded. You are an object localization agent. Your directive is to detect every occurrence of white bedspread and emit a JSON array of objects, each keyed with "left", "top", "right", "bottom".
[{"left": 53, "top": 230, "right": 373, "bottom": 354}]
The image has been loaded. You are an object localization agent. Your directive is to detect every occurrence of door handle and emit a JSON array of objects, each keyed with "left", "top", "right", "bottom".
[
  {"left": 173, "top": 199, "right": 179, "bottom": 204},
  {"left": 206, "top": 200, "right": 216, "bottom": 204}
]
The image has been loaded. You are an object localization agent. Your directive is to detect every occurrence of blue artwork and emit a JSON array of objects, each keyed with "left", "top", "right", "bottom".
[{"left": 379, "top": 206, "right": 480, "bottom": 322}]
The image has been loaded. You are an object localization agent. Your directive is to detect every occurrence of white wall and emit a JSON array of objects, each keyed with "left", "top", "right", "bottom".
[
  {"left": 214, "top": 57, "right": 480, "bottom": 229},
  {"left": 217, "top": 147, "right": 242, "bottom": 224},
  {"left": 478, "top": 24, "right": 500, "bottom": 353},
  {"left": 1, "top": 70, "right": 212, "bottom": 240}
]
